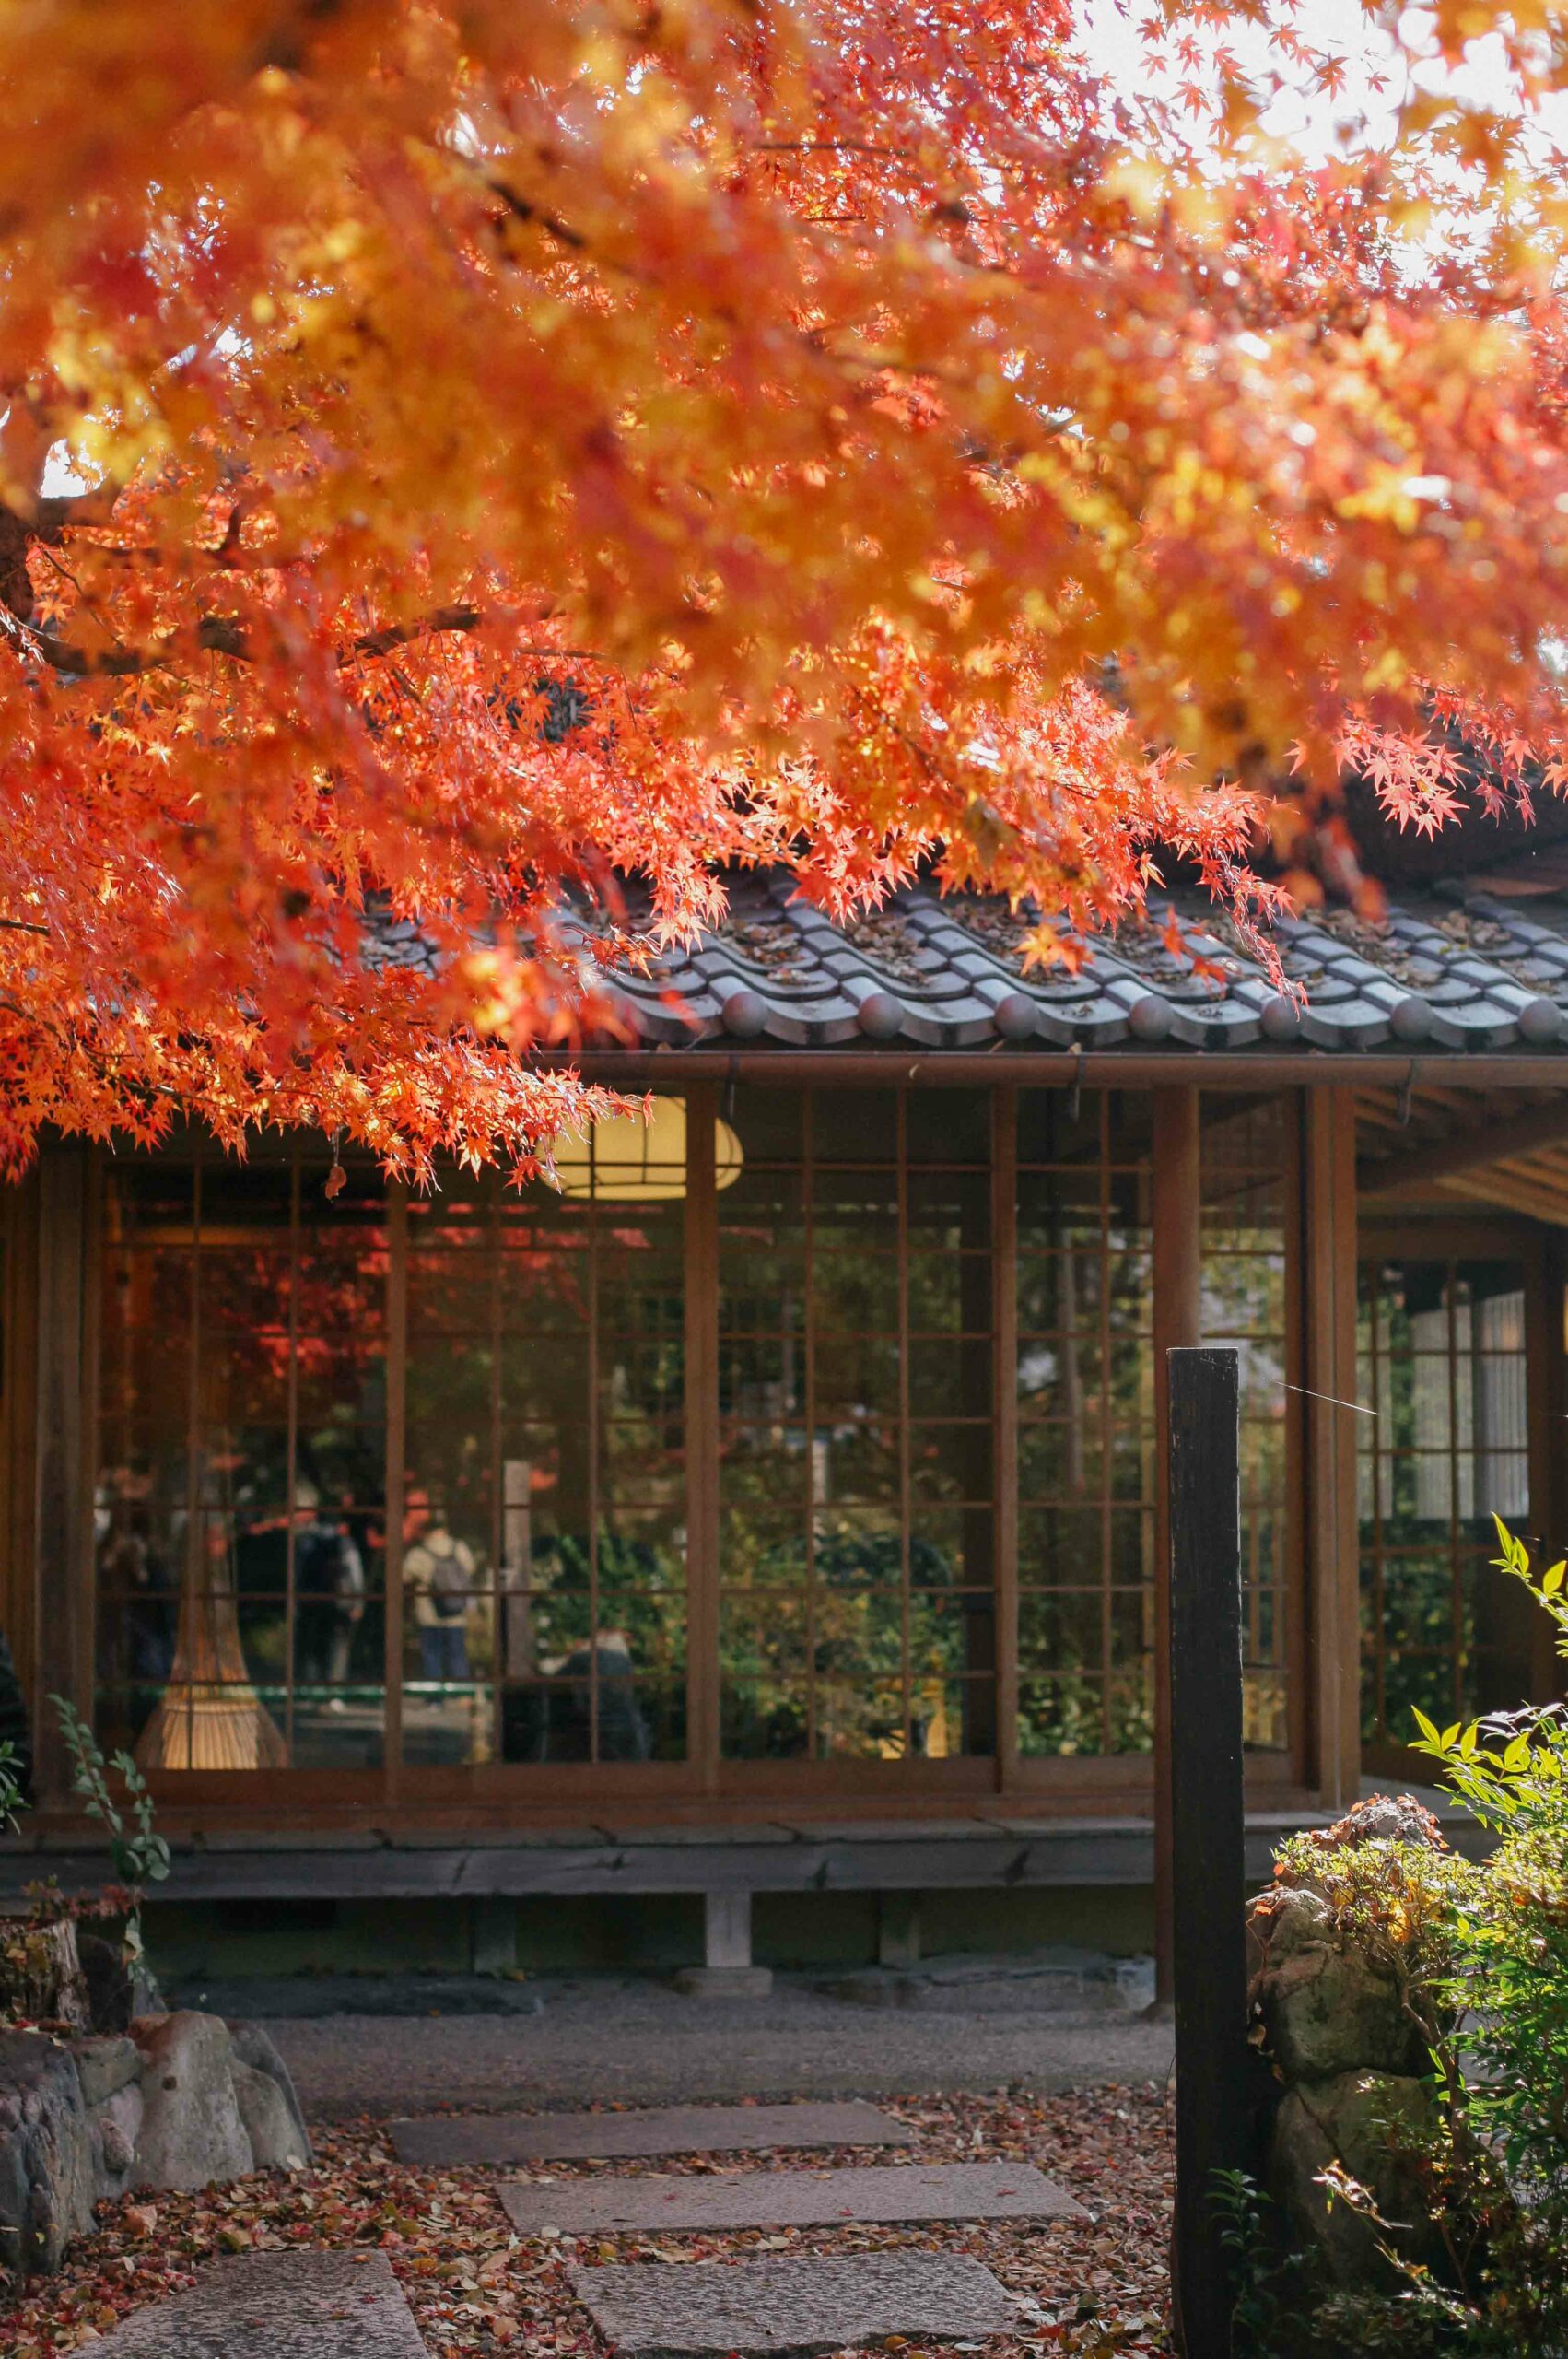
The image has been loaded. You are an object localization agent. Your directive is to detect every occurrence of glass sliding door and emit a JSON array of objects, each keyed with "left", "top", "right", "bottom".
[
  {"left": 1358, "top": 1254, "right": 1538, "bottom": 1755},
  {"left": 95, "top": 1146, "right": 390, "bottom": 1772},
  {"left": 716, "top": 1087, "right": 996, "bottom": 1766},
  {"left": 402, "top": 1149, "right": 689, "bottom": 1768},
  {"left": 1200, "top": 1095, "right": 1293, "bottom": 1755},
  {"left": 1014, "top": 1090, "right": 1155, "bottom": 1756}
]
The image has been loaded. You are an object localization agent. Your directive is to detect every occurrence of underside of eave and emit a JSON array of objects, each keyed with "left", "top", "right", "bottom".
[{"left": 1356, "top": 1081, "right": 1568, "bottom": 1227}]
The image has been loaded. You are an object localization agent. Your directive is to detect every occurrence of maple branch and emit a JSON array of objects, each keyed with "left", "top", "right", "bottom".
[
  {"left": 484, "top": 175, "right": 590, "bottom": 255},
  {"left": 2, "top": 611, "right": 252, "bottom": 675},
  {"left": 4, "top": 604, "right": 488, "bottom": 677},
  {"left": 33, "top": 485, "right": 123, "bottom": 535},
  {"left": 754, "top": 141, "right": 915, "bottom": 158},
  {"left": 345, "top": 604, "right": 483, "bottom": 660}
]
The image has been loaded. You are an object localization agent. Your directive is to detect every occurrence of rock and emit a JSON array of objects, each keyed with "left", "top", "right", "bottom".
[
  {"left": 499, "top": 2161, "right": 1083, "bottom": 2236},
  {"left": 1270, "top": 2070, "right": 1442, "bottom": 2288},
  {"left": 93, "top": 2080, "right": 144, "bottom": 2193},
  {"left": 131, "top": 2013, "right": 253, "bottom": 2191},
  {"left": 79, "top": 1933, "right": 135, "bottom": 2035},
  {"left": 1253, "top": 1888, "right": 1423, "bottom": 2082},
  {"left": 95, "top": 2248, "right": 428, "bottom": 2355},
  {"left": 570, "top": 2251, "right": 1020, "bottom": 2357},
  {"left": 227, "top": 2022, "right": 311, "bottom": 2165},
  {"left": 73, "top": 2035, "right": 140, "bottom": 2108},
  {"left": 0, "top": 2028, "right": 96, "bottom": 2272},
  {"left": 230, "top": 2061, "right": 308, "bottom": 2173},
  {"left": 1321, "top": 1794, "right": 1445, "bottom": 1851},
  {"left": 2, "top": 2012, "right": 294, "bottom": 2271},
  {"left": 1258, "top": 1885, "right": 1333, "bottom": 1961}
]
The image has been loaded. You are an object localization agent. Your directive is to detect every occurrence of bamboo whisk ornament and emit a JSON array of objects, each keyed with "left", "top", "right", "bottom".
[{"left": 136, "top": 1557, "right": 286, "bottom": 1773}]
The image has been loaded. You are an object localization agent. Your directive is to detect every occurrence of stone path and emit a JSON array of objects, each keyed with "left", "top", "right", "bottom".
[
  {"left": 94, "top": 2008, "right": 1102, "bottom": 2355},
  {"left": 569, "top": 2252, "right": 1020, "bottom": 2358},
  {"left": 262, "top": 1978, "right": 1174, "bottom": 2118},
  {"left": 100, "top": 2252, "right": 426, "bottom": 2356},
  {"left": 501, "top": 2159, "right": 1082, "bottom": 2236},
  {"left": 392, "top": 2099, "right": 914, "bottom": 2165}
]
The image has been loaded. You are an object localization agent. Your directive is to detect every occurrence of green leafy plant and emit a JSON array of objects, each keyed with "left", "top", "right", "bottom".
[
  {"left": 48, "top": 1695, "right": 170, "bottom": 1964},
  {"left": 0, "top": 1739, "right": 21, "bottom": 1836},
  {"left": 1410, "top": 1522, "right": 1568, "bottom": 2207},
  {"left": 1410, "top": 1520, "right": 1568, "bottom": 1833},
  {"left": 1210, "top": 2168, "right": 1316, "bottom": 2356}
]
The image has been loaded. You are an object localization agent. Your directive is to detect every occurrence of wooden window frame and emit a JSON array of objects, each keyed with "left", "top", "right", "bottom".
[{"left": 55, "top": 1085, "right": 1320, "bottom": 1825}]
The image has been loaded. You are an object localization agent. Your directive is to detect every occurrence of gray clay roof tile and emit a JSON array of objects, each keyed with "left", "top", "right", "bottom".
[{"left": 362, "top": 874, "right": 1568, "bottom": 1060}]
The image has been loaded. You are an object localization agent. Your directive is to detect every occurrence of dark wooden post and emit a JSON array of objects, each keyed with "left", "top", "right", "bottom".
[
  {"left": 1168, "top": 1344, "right": 1248, "bottom": 2359},
  {"left": 1153, "top": 1087, "right": 1201, "bottom": 2008},
  {"left": 1303, "top": 1088, "right": 1361, "bottom": 1808},
  {"left": 34, "top": 1145, "right": 92, "bottom": 1805}
]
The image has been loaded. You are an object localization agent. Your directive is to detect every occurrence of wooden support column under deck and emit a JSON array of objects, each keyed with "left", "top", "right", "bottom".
[
  {"left": 1152, "top": 1087, "right": 1201, "bottom": 2011},
  {"left": 33, "top": 1144, "right": 93, "bottom": 1805},
  {"left": 1303, "top": 1087, "right": 1361, "bottom": 1811}
]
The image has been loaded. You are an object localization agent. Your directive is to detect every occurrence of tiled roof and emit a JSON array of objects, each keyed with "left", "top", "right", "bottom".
[{"left": 594, "top": 873, "right": 1568, "bottom": 1056}]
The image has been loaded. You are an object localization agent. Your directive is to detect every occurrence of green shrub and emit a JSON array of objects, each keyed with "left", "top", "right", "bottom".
[
  {"left": 1408, "top": 1524, "right": 1568, "bottom": 2329},
  {"left": 1261, "top": 1520, "right": 1568, "bottom": 2356}
]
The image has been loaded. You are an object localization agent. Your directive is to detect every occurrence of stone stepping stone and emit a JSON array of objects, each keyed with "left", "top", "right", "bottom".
[
  {"left": 570, "top": 2251, "right": 1019, "bottom": 2357},
  {"left": 392, "top": 2100, "right": 914, "bottom": 2166},
  {"left": 100, "top": 2250, "right": 426, "bottom": 2356},
  {"left": 501, "top": 2159, "right": 1082, "bottom": 2236}
]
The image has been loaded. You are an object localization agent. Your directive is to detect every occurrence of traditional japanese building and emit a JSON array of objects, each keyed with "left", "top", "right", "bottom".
[{"left": 4, "top": 844, "right": 1567, "bottom": 1982}]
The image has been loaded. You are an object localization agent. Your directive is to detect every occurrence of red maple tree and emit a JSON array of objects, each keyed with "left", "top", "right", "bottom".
[{"left": 2, "top": 1, "right": 1565, "bottom": 1172}]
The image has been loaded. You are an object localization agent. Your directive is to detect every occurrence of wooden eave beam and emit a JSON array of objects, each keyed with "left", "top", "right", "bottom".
[
  {"left": 1432, "top": 1168, "right": 1568, "bottom": 1227},
  {"left": 1358, "top": 1093, "right": 1568, "bottom": 1197},
  {"left": 567, "top": 1050, "right": 1568, "bottom": 1087}
]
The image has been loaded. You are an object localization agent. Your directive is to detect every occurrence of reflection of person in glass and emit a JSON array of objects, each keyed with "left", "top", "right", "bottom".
[
  {"left": 555, "top": 1626, "right": 651, "bottom": 1762},
  {"left": 404, "top": 1488, "right": 474, "bottom": 1684},
  {"left": 95, "top": 1476, "right": 175, "bottom": 1715},
  {"left": 294, "top": 1482, "right": 366, "bottom": 1702}
]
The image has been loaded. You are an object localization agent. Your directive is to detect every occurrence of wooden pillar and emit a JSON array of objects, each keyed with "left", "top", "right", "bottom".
[
  {"left": 1303, "top": 1087, "right": 1361, "bottom": 1809},
  {"left": 685, "top": 1083, "right": 720, "bottom": 1790},
  {"left": 1152, "top": 1088, "right": 1201, "bottom": 2009},
  {"left": 384, "top": 1180, "right": 406, "bottom": 1804},
  {"left": 992, "top": 1086, "right": 1018, "bottom": 1788},
  {"left": 1, "top": 1170, "right": 41, "bottom": 1749},
  {"left": 1168, "top": 1346, "right": 1247, "bottom": 2359},
  {"left": 34, "top": 1144, "right": 93, "bottom": 1805},
  {"left": 1526, "top": 1225, "right": 1565, "bottom": 1706}
]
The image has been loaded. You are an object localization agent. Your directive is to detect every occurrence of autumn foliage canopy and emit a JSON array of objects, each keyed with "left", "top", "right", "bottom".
[{"left": 5, "top": 0, "right": 1568, "bottom": 1172}]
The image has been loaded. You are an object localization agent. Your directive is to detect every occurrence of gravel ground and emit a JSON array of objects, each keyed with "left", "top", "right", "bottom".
[
  {"left": 0, "top": 2089, "right": 1176, "bottom": 2358},
  {"left": 236, "top": 1974, "right": 1174, "bottom": 2118}
]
